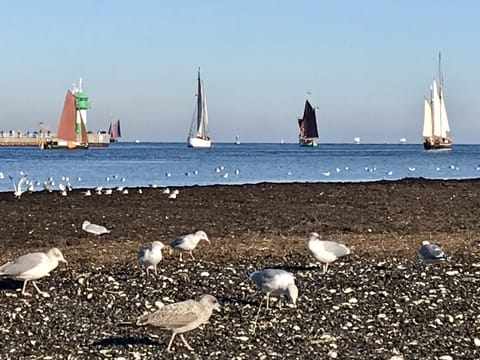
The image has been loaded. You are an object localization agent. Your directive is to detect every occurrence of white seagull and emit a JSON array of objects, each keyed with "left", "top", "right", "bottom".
[
  {"left": 307, "top": 232, "right": 351, "bottom": 273},
  {"left": 249, "top": 268, "right": 298, "bottom": 310},
  {"left": 9, "top": 175, "right": 28, "bottom": 199},
  {"left": 82, "top": 221, "right": 111, "bottom": 236},
  {"left": 138, "top": 241, "right": 166, "bottom": 275},
  {"left": 170, "top": 230, "right": 210, "bottom": 261},
  {"left": 0, "top": 248, "right": 67, "bottom": 296},
  {"left": 418, "top": 241, "right": 448, "bottom": 264}
]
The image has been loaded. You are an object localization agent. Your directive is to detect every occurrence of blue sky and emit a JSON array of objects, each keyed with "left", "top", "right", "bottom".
[{"left": 0, "top": 0, "right": 479, "bottom": 143}]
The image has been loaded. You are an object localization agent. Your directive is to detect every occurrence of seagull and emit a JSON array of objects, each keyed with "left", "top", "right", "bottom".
[
  {"left": 418, "top": 241, "right": 448, "bottom": 264},
  {"left": 248, "top": 268, "right": 298, "bottom": 332},
  {"left": 138, "top": 241, "right": 165, "bottom": 275},
  {"left": 82, "top": 220, "right": 111, "bottom": 236},
  {"left": 170, "top": 230, "right": 210, "bottom": 261},
  {"left": 83, "top": 190, "right": 92, "bottom": 196},
  {"left": 0, "top": 248, "right": 67, "bottom": 296},
  {"left": 132, "top": 294, "right": 220, "bottom": 352},
  {"left": 162, "top": 188, "right": 171, "bottom": 194},
  {"left": 307, "top": 232, "right": 351, "bottom": 273},
  {"left": 43, "top": 181, "right": 53, "bottom": 193},
  {"left": 9, "top": 175, "right": 28, "bottom": 199},
  {"left": 249, "top": 268, "right": 298, "bottom": 310}
]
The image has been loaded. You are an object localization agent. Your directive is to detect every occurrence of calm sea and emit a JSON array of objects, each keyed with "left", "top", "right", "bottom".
[{"left": 1, "top": 143, "right": 480, "bottom": 192}]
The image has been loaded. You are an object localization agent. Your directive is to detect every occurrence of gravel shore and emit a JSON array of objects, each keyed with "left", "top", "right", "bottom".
[{"left": 1, "top": 180, "right": 480, "bottom": 359}]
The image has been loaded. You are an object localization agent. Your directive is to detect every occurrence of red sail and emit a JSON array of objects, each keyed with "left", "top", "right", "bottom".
[{"left": 56, "top": 91, "right": 76, "bottom": 142}]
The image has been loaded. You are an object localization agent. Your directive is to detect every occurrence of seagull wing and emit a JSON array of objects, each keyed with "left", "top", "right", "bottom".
[
  {"left": 0, "top": 252, "right": 47, "bottom": 277},
  {"left": 8, "top": 175, "right": 17, "bottom": 193},
  {"left": 322, "top": 241, "right": 351, "bottom": 256},
  {"left": 137, "top": 300, "right": 202, "bottom": 328}
]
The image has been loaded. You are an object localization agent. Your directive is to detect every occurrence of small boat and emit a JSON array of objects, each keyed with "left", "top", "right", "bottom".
[
  {"left": 399, "top": 137, "right": 407, "bottom": 144},
  {"left": 188, "top": 68, "right": 211, "bottom": 148},
  {"left": 234, "top": 135, "right": 240, "bottom": 145},
  {"left": 108, "top": 119, "right": 122, "bottom": 143},
  {"left": 354, "top": 137, "right": 361, "bottom": 144},
  {"left": 422, "top": 53, "right": 452, "bottom": 150},
  {"left": 298, "top": 99, "right": 319, "bottom": 147},
  {"left": 40, "top": 79, "right": 89, "bottom": 150}
]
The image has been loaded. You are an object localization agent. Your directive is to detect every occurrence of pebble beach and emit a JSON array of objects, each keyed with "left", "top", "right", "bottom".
[{"left": 1, "top": 179, "right": 480, "bottom": 359}]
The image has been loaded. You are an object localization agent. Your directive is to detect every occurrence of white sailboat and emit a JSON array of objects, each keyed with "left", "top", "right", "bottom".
[
  {"left": 188, "top": 68, "right": 211, "bottom": 148},
  {"left": 354, "top": 137, "right": 361, "bottom": 144},
  {"left": 422, "top": 53, "right": 452, "bottom": 150}
]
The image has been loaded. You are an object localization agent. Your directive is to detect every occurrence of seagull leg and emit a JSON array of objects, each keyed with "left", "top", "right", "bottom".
[
  {"left": 21, "top": 281, "right": 32, "bottom": 297},
  {"left": 180, "top": 334, "right": 194, "bottom": 351},
  {"left": 166, "top": 333, "right": 177, "bottom": 352},
  {"left": 154, "top": 264, "right": 158, "bottom": 276},
  {"left": 31, "top": 281, "right": 48, "bottom": 297},
  {"left": 323, "top": 263, "right": 328, "bottom": 273},
  {"left": 252, "top": 297, "right": 264, "bottom": 334},
  {"left": 189, "top": 251, "right": 195, "bottom": 261},
  {"left": 179, "top": 253, "right": 183, "bottom": 262},
  {"left": 266, "top": 293, "right": 270, "bottom": 310}
]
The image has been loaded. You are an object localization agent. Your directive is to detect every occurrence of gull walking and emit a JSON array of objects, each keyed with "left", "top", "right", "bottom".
[
  {"left": 170, "top": 231, "right": 210, "bottom": 261},
  {"left": 307, "top": 232, "right": 351, "bottom": 273},
  {"left": 138, "top": 241, "right": 165, "bottom": 275},
  {"left": 82, "top": 220, "right": 111, "bottom": 235},
  {"left": 0, "top": 248, "right": 67, "bottom": 296},
  {"left": 418, "top": 241, "right": 448, "bottom": 264},
  {"left": 134, "top": 294, "right": 220, "bottom": 352}
]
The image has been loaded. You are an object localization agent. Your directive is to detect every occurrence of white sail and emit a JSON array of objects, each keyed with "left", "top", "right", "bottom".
[
  {"left": 188, "top": 69, "right": 211, "bottom": 148},
  {"left": 439, "top": 92, "right": 450, "bottom": 136},
  {"left": 422, "top": 98, "right": 432, "bottom": 137},
  {"left": 431, "top": 80, "right": 442, "bottom": 138}
]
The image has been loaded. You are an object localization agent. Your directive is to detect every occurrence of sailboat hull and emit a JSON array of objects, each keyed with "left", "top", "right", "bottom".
[
  {"left": 423, "top": 138, "right": 452, "bottom": 151},
  {"left": 299, "top": 138, "right": 317, "bottom": 147},
  {"left": 188, "top": 137, "right": 211, "bottom": 148}
]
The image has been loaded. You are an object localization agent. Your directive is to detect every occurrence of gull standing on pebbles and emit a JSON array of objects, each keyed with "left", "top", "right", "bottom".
[
  {"left": 82, "top": 220, "right": 111, "bottom": 235},
  {"left": 248, "top": 268, "right": 298, "bottom": 332},
  {"left": 170, "top": 230, "right": 210, "bottom": 261},
  {"left": 0, "top": 248, "right": 67, "bottom": 296},
  {"left": 418, "top": 241, "right": 448, "bottom": 264},
  {"left": 249, "top": 268, "right": 298, "bottom": 310},
  {"left": 133, "top": 294, "right": 220, "bottom": 352},
  {"left": 138, "top": 241, "right": 165, "bottom": 275},
  {"left": 307, "top": 232, "right": 351, "bottom": 273}
]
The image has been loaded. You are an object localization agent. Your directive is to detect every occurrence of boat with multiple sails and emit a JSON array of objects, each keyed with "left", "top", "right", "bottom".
[
  {"left": 188, "top": 68, "right": 211, "bottom": 148},
  {"left": 422, "top": 53, "right": 452, "bottom": 151},
  {"left": 298, "top": 99, "right": 319, "bottom": 147},
  {"left": 108, "top": 119, "right": 122, "bottom": 143},
  {"left": 39, "top": 79, "right": 90, "bottom": 150}
]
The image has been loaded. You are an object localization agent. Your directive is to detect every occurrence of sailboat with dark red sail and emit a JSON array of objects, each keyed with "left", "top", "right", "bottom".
[
  {"left": 40, "top": 79, "right": 90, "bottom": 150},
  {"left": 108, "top": 120, "right": 121, "bottom": 143},
  {"left": 298, "top": 99, "right": 319, "bottom": 147}
]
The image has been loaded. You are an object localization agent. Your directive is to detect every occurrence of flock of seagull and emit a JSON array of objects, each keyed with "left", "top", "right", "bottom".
[{"left": 0, "top": 224, "right": 449, "bottom": 352}]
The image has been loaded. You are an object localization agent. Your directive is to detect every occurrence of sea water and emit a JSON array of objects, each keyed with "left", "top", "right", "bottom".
[{"left": 0, "top": 143, "right": 480, "bottom": 192}]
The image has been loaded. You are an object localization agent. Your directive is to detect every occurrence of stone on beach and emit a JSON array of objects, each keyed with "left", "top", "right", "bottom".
[{"left": 0, "top": 247, "right": 67, "bottom": 296}]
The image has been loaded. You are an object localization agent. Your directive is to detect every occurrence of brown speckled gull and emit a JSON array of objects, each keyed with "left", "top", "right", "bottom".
[{"left": 135, "top": 294, "right": 220, "bottom": 352}]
